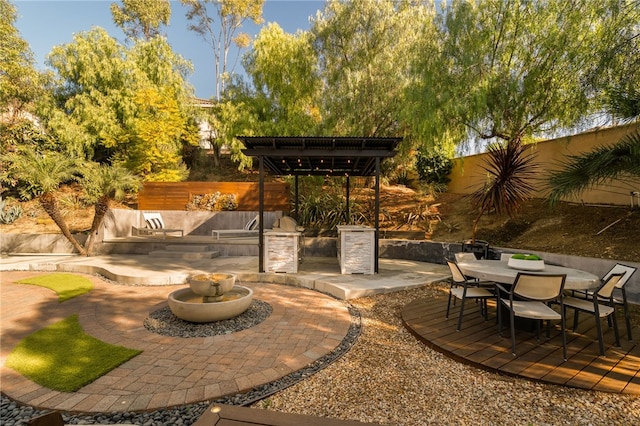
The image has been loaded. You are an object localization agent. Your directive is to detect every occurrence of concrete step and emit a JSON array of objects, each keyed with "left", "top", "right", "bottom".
[
  {"left": 147, "top": 250, "right": 220, "bottom": 260},
  {"left": 163, "top": 244, "right": 214, "bottom": 252}
]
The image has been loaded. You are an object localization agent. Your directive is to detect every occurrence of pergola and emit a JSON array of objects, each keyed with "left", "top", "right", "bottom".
[{"left": 239, "top": 136, "right": 402, "bottom": 273}]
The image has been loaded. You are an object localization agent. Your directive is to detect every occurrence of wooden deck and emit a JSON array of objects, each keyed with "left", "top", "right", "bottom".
[{"left": 401, "top": 294, "right": 640, "bottom": 394}]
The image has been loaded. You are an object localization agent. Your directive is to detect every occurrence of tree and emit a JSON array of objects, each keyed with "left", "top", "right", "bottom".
[
  {"left": 407, "top": 0, "right": 632, "bottom": 150},
  {"left": 241, "top": 22, "right": 321, "bottom": 135},
  {"left": 6, "top": 150, "right": 87, "bottom": 255},
  {"left": 181, "top": 0, "right": 265, "bottom": 100},
  {"left": 312, "top": 0, "right": 432, "bottom": 140},
  {"left": 110, "top": 0, "right": 171, "bottom": 41},
  {"left": 81, "top": 163, "right": 141, "bottom": 256},
  {"left": 44, "top": 27, "right": 197, "bottom": 180}
]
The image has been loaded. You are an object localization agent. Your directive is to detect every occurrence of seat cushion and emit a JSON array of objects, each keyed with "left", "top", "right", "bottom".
[
  {"left": 451, "top": 287, "right": 493, "bottom": 300},
  {"left": 563, "top": 296, "right": 615, "bottom": 317},
  {"left": 501, "top": 299, "right": 561, "bottom": 320}
]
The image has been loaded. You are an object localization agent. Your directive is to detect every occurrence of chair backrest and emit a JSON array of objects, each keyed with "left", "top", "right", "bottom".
[
  {"left": 596, "top": 272, "right": 625, "bottom": 299},
  {"left": 513, "top": 273, "right": 566, "bottom": 301},
  {"left": 446, "top": 260, "right": 468, "bottom": 284},
  {"left": 244, "top": 215, "right": 259, "bottom": 230},
  {"left": 603, "top": 263, "right": 637, "bottom": 289},
  {"left": 143, "top": 212, "right": 165, "bottom": 229},
  {"left": 455, "top": 252, "right": 476, "bottom": 262}
]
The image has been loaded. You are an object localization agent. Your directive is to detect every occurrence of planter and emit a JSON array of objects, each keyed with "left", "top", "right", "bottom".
[{"left": 507, "top": 257, "right": 545, "bottom": 271}]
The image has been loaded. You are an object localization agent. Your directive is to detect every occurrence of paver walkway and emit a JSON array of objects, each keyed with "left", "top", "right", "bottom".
[{"left": 1, "top": 271, "right": 352, "bottom": 413}]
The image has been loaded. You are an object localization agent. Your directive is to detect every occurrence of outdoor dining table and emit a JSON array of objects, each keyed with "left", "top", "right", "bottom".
[{"left": 457, "top": 259, "right": 600, "bottom": 291}]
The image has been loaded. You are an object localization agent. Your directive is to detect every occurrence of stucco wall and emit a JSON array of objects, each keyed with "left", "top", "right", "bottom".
[{"left": 447, "top": 123, "right": 640, "bottom": 205}]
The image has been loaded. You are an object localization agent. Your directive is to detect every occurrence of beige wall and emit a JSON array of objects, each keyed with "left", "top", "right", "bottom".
[{"left": 447, "top": 123, "right": 640, "bottom": 206}]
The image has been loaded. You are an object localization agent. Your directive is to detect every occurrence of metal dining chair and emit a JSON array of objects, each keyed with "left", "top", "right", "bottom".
[
  {"left": 571, "top": 263, "right": 636, "bottom": 341},
  {"left": 497, "top": 273, "right": 567, "bottom": 360},
  {"left": 446, "top": 260, "right": 495, "bottom": 331},
  {"left": 563, "top": 272, "right": 625, "bottom": 356}
]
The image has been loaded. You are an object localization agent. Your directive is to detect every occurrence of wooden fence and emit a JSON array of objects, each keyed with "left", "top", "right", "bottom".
[{"left": 137, "top": 182, "right": 290, "bottom": 211}]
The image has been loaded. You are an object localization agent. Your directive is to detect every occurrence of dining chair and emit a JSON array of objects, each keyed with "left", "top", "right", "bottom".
[
  {"left": 563, "top": 272, "right": 625, "bottom": 356},
  {"left": 571, "top": 263, "right": 636, "bottom": 341},
  {"left": 497, "top": 273, "right": 567, "bottom": 360},
  {"left": 445, "top": 260, "right": 495, "bottom": 331},
  {"left": 454, "top": 252, "right": 477, "bottom": 262}
]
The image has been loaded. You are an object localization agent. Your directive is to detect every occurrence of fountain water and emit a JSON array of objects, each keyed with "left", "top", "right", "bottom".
[{"left": 168, "top": 273, "right": 253, "bottom": 323}]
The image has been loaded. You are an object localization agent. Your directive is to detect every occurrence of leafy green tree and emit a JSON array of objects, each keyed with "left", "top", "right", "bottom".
[
  {"left": 44, "top": 27, "right": 197, "bottom": 180},
  {"left": 6, "top": 150, "right": 87, "bottom": 255},
  {"left": 312, "top": 0, "right": 432, "bottom": 139},
  {"left": 181, "top": 0, "right": 265, "bottom": 100},
  {"left": 242, "top": 22, "right": 321, "bottom": 135},
  {"left": 407, "top": 0, "right": 631, "bottom": 149},
  {"left": 81, "top": 163, "right": 141, "bottom": 256},
  {"left": 110, "top": 0, "right": 171, "bottom": 41}
]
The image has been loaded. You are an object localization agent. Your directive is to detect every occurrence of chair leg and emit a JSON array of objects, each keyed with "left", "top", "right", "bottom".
[
  {"left": 595, "top": 313, "right": 606, "bottom": 356},
  {"left": 446, "top": 291, "right": 453, "bottom": 319},
  {"left": 572, "top": 310, "right": 579, "bottom": 331},
  {"left": 456, "top": 297, "right": 466, "bottom": 331},
  {"left": 560, "top": 313, "right": 567, "bottom": 361},
  {"left": 498, "top": 300, "right": 503, "bottom": 336},
  {"left": 510, "top": 312, "right": 517, "bottom": 356},
  {"left": 623, "top": 304, "right": 633, "bottom": 341},
  {"left": 612, "top": 312, "right": 621, "bottom": 347}
]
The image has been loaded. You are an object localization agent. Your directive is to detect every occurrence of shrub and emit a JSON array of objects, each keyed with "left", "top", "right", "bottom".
[
  {"left": 187, "top": 192, "right": 238, "bottom": 211},
  {"left": 0, "top": 197, "right": 23, "bottom": 224},
  {"left": 415, "top": 148, "right": 453, "bottom": 185}
]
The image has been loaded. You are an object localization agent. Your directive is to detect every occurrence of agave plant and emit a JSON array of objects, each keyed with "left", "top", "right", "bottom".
[{"left": 469, "top": 139, "right": 538, "bottom": 242}]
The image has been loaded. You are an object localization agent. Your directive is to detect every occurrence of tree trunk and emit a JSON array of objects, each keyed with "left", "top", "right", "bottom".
[
  {"left": 40, "top": 192, "right": 87, "bottom": 256},
  {"left": 84, "top": 196, "right": 110, "bottom": 256}
]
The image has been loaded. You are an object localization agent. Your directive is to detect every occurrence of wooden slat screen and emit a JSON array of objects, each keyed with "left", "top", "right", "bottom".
[{"left": 138, "top": 182, "right": 290, "bottom": 211}]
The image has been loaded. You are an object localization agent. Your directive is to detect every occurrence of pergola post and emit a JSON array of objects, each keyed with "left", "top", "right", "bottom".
[
  {"left": 375, "top": 157, "right": 380, "bottom": 273},
  {"left": 258, "top": 156, "right": 264, "bottom": 272},
  {"left": 345, "top": 175, "right": 350, "bottom": 224}
]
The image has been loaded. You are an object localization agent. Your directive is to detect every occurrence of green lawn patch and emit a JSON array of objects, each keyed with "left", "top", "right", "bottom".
[
  {"left": 17, "top": 273, "right": 94, "bottom": 302},
  {"left": 5, "top": 314, "right": 142, "bottom": 392}
]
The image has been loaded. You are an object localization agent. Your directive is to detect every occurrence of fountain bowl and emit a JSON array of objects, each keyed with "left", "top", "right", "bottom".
[
  {"left": 168, "top": 286, "right": 254, "bottom": 323},
  {"left": 188, "top": 273, "right": 236, "bottom": 302}
]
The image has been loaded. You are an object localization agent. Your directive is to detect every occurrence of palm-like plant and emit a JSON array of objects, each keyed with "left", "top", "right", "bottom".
[
  {"left": 548, "top": 131, "right": 640, "bottom": 204},
  {"left": 7, "top": 150, "right": 86, "bottom": 255},
  {"left": 548, "top": 84, "right": 640, "bottom": 204},
  {"left": 469, "top": 139, "right": 539, "bottom": 242},
  {"left": 81, "top": 163, "right": 141, "bottom": 256}
]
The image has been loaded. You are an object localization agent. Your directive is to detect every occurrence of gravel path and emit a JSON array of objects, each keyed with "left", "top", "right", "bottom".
[{"left": 251, "top": 283, "right": 640, "bottom": 426}]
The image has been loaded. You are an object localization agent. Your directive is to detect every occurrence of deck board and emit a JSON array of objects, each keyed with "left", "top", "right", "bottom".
[{"left": 402, "top": 295, "right": 640, "bottom": 394}]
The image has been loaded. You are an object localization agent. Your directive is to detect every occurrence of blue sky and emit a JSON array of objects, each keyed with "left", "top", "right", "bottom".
[{"left": 14, "top": 0, "right": 324, "bottom": 99}]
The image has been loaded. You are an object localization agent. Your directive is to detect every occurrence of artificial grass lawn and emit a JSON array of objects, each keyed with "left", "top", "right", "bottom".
[
  {"left": 17, "top": 273, "right": 93, "bottom": 302},
  {"left": 5, "top": 314, "right": 142, "bottom": 392}
]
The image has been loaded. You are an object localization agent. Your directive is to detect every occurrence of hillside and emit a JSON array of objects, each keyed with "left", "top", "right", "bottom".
[{"left": 1, "top": 184, "right": 638, "bottom": 263}]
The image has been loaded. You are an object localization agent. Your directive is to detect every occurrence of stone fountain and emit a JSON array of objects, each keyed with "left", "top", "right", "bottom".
[{"left": 168, "top": 273, "right": 253, "bottom": 323}]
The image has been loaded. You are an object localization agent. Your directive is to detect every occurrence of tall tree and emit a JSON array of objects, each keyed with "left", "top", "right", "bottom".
[
  {"left": 312, "top": 0, "right": 433, "bottom": 139},
  {"left": 44, "top": 27, "right": 197, "bottom": 180},
  {"left": 0, "top": 0, "right": 47, "bottom": 153},
  {"left": 242, "top": 22, "right": 321, "bottom": 135},
  {"left": 181, "top": 0, "right": 265, "bottom": 100},
  {"left": 110, "top": 0, "right": 171, "bottom": 41},
  {"left": 407, "top": 0, "right": 631, "bottom": 150}
]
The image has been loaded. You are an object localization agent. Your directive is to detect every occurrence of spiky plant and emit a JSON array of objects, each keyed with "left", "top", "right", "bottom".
[
  {"left": 81, "top": 163, "right": 141, "bottom": 256},
  {"left": 547, "top": 130, "right": 640, "bottom": 204},
  {"left": 7, "top": 150, "right": 86, "bottom": 255},
  {"left": 469, "top": 139, "right": 538, "bottom": 242}
]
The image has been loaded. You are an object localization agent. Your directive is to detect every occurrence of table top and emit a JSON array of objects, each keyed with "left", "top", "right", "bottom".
[{"left": 457, "top": 259, "right": 600, "bottom": 291}]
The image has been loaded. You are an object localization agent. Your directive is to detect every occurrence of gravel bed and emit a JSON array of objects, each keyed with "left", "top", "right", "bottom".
[
  {"left": 250, "top": 283, "right": 640, "bottom": 425},
  {"left": 3, "top": 283, "right": 639, "bottom": 425},
  {"left": 143, "top": 300, "right": 273, "bottom": 338}
]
